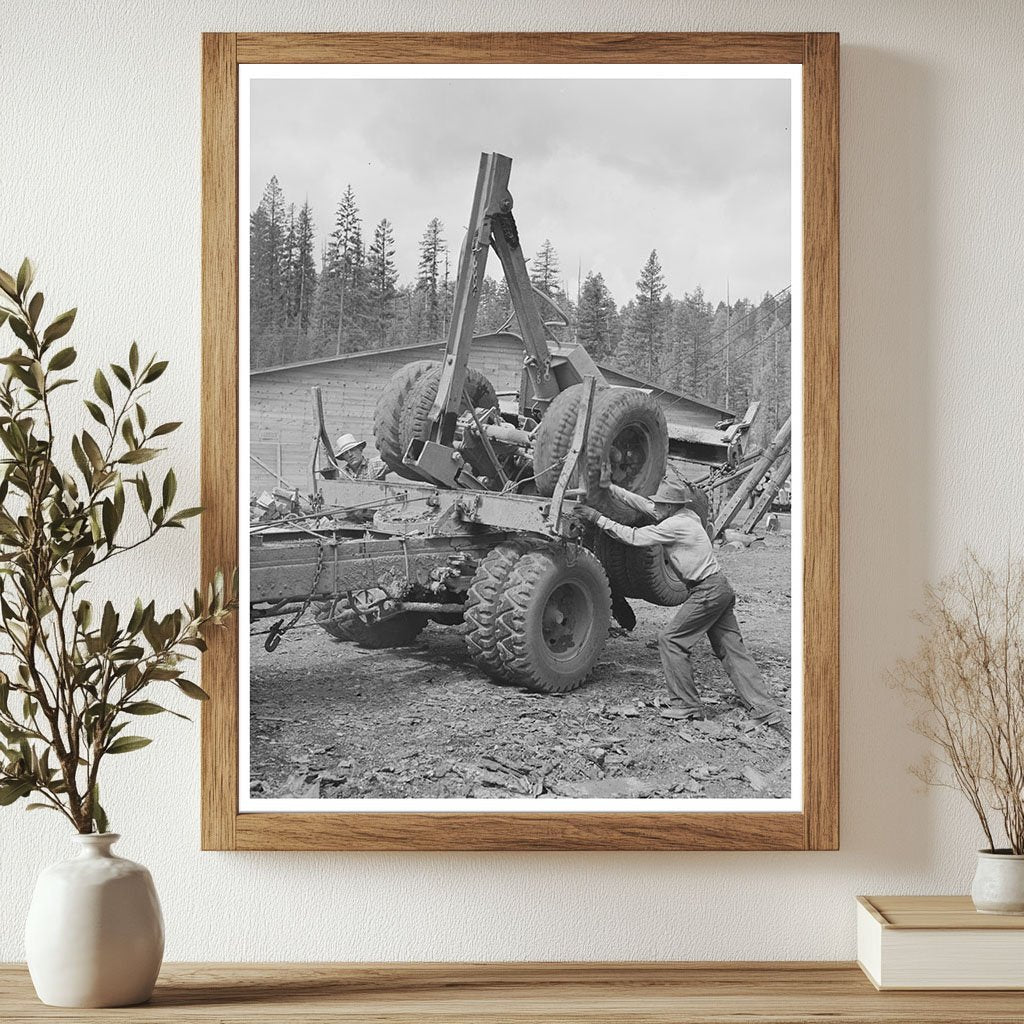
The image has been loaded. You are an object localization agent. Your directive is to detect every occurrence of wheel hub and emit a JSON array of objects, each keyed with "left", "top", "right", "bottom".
[
  {"left": 542, "top": 582, "right": 589, "bottom": 657},
  {"left": 610, "top": 424, "right": 652, "bottom": 488}
]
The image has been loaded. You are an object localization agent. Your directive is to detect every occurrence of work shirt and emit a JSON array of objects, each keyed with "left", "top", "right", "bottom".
[
  {"left": 348, "top": 457, "right": 388, "bottom": 481},
  {"left": 594, "top": 484, "right": 720, "bottom": 584},
  {"left": 321, "top": 457, "right": 388, "bottom": 482}
]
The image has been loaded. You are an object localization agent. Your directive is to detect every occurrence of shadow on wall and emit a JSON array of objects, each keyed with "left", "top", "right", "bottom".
[{"left": 838, "top": 46, "right": 937, "bottom": 871}]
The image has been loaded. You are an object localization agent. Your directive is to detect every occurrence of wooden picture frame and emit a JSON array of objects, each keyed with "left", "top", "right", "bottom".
[{"left": 201, "top": 32, "right": 839, "bottom": 851}]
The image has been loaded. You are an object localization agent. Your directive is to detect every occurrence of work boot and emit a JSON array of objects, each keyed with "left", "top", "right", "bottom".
[
  {"left": 660, "top": 699, "right": 706, "bottom": 721},
  {"left": 747, "top": 704, "right": 789, "bottom": 737}
]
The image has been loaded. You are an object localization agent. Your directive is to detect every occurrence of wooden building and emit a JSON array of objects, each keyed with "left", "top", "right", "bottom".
[{"left": 249, "top": 335, "right": 731, "bottom": 493}]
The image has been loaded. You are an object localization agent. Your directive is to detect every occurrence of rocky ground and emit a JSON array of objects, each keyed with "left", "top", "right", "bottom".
[{"left": 248, "top": 534, "right": 793, "bottom": 802}]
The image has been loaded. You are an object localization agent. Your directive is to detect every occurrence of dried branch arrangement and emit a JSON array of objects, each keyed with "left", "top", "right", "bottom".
[
  {"left": 0, "top": 260, "right": 234, "bottom": 833},
  {"left": 895, "top": 552, "right": 1024, "bottom": 853}
]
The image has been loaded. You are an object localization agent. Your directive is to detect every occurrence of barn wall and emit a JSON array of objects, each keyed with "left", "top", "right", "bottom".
[{"left": 249, "top": 336, "right": 529, "bottom": 492}]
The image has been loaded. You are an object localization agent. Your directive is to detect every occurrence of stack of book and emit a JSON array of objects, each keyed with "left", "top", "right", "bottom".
[{"left": 857, "top": 895, "right": 1024, "bottom": 990}]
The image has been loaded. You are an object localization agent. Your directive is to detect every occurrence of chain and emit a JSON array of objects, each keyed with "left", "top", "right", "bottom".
[{"left": 264, "top": 539, "right": 326, "bottom": 652}]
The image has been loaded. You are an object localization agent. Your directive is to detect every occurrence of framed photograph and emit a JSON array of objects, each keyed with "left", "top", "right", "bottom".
[{"left": 201, "top": 32, "right": 838, "bottom": 851}]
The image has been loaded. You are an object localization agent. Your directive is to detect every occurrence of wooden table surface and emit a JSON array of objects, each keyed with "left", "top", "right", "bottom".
[{"left": 3, "top": 962, "right": 1024, "bottom": 1023}]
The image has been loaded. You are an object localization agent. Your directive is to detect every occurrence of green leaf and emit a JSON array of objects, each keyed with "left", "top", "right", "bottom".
[
  {"left": 162, "top": 468, "right": 176, "bottom": 508},
  {"left": 8, "top": 316, "right": 31, "bottom": 345},
  {"left": 169, "top": 507, "right": 203, "bottom": 524},
  {"left": 81, "top": 431, "right": 104, "bottom": 471},
  {"left": 118, "top": 448, "right": 157, "bottom": 465},
  {"left": 0, "top": 779, "right": 33, "bottom": 805},
  {"left": 76, "top": 600, "right": 93, "bottom": 630},
  {"left": 136, "top": 473, "right": 152, "bottom": 513},
  {"left": 105, "top": 735, "right": 152, "bottom": 755},
  {"left": 125, "top": 700, "right": 188, "bottom": 721},
  {"left": 27, "top": 291, "right": 43, "bottom": 328},
  {"left": 0, "top": 352, "right": 33, "bottom": 366},
  {"left": 150, "top": 421, "right": 181, "bottom": 438},
  {"left": 42, "top": 308, "right": 77, "bottom": 343},
  {"left": 48, "top": 346, "right": 77, "bottom": 372},
  {"left": 110, "top": 363, "right": 131, "bottom": 388},
  {"left": 100, "top": 601, "right": 117, "bottom": 646},
  {"left": 142, "top": 360, "right": 168, "bottom": 383},
  {"left": 91, "top": 785, "right": 108, "bottom": 834},
  {"left": 82, "top": 400, "right": 105, "bottom": 428},
  {"left": 26, "top": 802, "right": 61, "bottom": 813},
  {"left": 0, "top": 269, "right": 18, "bottom": 300},
  {"left": 93, "top": 369, "right": 113, "bottom": 408},
  {"left": 121, "top": 418, "right": 137, "bottom": 449},
  {"left": 129, "top": 342, "right": 139, "bottom": 375},
  {"left": 175, "top": 679, "right": 210, "bottom": 701},
  {"left": 16, "top": 258, "right": 34, "bottom": 298},
  {"left": 101, "top": 498, "right": 117, "bottom": 546},
  {"left": 71, "top": 435, "right": 92, "bottom": 481},
  {"left": 124, "top": 700, "right": 166, "bottom": 715}
]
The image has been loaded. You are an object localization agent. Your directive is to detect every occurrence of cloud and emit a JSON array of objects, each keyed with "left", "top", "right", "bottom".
[{"left": 250, "top": 74, "right": 792, "bottom": 305}]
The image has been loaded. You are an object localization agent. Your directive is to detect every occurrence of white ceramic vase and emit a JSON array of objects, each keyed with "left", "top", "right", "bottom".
[
  {"left": 25, "top": 833, "right": 164, "bottom": 1007},
  {"left": 971, "top": 850, "right": 1024, "bottom": 915}
]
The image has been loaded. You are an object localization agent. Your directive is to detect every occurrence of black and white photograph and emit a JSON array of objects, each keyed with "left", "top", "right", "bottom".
[{"left": 241, "top": 66, "right": 802, "bottom": 811}]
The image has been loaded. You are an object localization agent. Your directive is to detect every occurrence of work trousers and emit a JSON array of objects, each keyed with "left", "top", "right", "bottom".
[{"left": 657, "top": 572, "right": 771, "bottom": 711}]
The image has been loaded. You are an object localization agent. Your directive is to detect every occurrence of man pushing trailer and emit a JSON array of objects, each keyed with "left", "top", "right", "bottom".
[{"left": 577, "top": 481, "right": 782, "bottom": 727}]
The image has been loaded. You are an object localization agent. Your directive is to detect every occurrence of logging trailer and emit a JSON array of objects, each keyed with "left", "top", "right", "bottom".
[{"left": 250, "top": 152, "right": 789, "bottom": 693}]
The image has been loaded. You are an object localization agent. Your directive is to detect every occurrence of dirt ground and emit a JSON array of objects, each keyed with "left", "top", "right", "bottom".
[{"left": 249, "top": 534, "right": 793, "bottom": 802}]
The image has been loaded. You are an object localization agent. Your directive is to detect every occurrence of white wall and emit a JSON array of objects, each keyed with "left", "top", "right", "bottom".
[{"left": 2, "top": 0, "right": 1023, "bottom": 961}]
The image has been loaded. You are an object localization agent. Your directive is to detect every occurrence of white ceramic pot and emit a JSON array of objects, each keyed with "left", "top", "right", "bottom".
[
  {"left": 25, "top": 833, "right": 164, "bottom": 1007},
  {"left": 971, "top": 850, "right": 1024, "bottom": 915}
]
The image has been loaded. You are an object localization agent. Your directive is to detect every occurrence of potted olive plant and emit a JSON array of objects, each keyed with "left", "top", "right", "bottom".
[
  {"left": 0, "top": 260, "right": 234, "bottom": 1006},
  {"left": 896, "top": 552, "right": 1024, "bottom": 913}
]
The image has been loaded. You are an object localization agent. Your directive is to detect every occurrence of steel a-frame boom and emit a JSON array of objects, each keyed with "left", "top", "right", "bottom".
[{"left": 426, "top": 152, "right": 562, "bottom": 446}]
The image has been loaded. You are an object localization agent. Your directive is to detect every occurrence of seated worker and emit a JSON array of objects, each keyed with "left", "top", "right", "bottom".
[
  {"left": 576, "top": 479, "right": 782, "bottom": 727},
  {"left": 323, "top": 433, "right": 388, "bottom": 482}
]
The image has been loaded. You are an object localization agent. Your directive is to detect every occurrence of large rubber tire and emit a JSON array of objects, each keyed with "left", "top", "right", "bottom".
[
  {"left": 317, "top": 609, "right": 427, "bottom": 649},
  {"left": 593, "top": 478, "right": 711, "bottom": 607},
  {"left": 494, "top": 546, "right": 611, "bottom": 693},
  {"left": 596, "top": 534, "right": 688, "bottom": 607},
  {"left": 462, "top": 540, "right": 531, "bottom": 681},
  {"left": 373, "top": 360, "right": 439, "bottom": 478},
  {"left": 398, "top": 366, "right": 499, "bottom": 458},
  {"left": 533, "top": 385, "right": 668, "bottom": 521},
  {"left": 594, "top": 531, "right": 633, "bottom": 595}
]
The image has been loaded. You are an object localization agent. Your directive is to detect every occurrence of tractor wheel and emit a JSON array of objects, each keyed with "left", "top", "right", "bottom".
[
  {"left": 532, "top": 385, "right": 668, "bottom": 522},
  {"left": 596, "top": 534, "right": 688, "bottom": 607},
  {"left": 494, "top": 545, "right": 611, "bottom": 693},
  {"left": 373, "top": 360, "right": 439, "bottom": 478},
  {"left": 398, "top": 366, "right": 499, "bottom": 457},
  {"left": 594, "top": 531, "right": 633, "bottom": 595},
  {"left": 317, "top": 609, "right": 427, "bottom": 648},
  {"left": 593, "top": 478, "right": 711, "bottom": 608},
  {"left": 462, "top": 539, "right": 532, "bottom": 682}
]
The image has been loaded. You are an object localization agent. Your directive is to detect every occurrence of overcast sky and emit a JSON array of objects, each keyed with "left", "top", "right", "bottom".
[{"left": 249, "top": 75, "right": 792, "bottom": 307}]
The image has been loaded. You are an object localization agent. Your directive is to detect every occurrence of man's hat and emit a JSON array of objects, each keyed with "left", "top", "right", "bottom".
[
  {"left": 334, "top": 433, "right": 366, "bottom": 457},
  {"left": 650, "top": 481, "right": 698, "bottom": 506}
]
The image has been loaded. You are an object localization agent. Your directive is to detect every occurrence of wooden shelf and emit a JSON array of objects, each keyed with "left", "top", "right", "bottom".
[{"left": 4, "top": 962, "right": 1024, "bottom": 1022}]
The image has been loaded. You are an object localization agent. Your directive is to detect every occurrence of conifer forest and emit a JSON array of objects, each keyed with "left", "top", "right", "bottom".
[{"left": 249, "top": 176, "right": 792, "bottom": 427}]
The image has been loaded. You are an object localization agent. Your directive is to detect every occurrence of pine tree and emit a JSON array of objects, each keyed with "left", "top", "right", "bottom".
[
  {"left": 321, "top": 185, "right": 365, "bottom": 354},
  {"left": 616, "top": 250, "right": 666, "bottom": 380},
  {"left": 249, "top": 176, "right": 288, "bottom": 366},
  {"left": 575, "top": 271, "right": 619, "bottom": 361},
  {"left": 416, "top": 218, "right": 446, "bottom": 342},
  {"left": 529, "top": 239, "right": 561, "bottom": 297},
  {"left": 292, "top": 199, "right": 317, "bottom": 336},
  {"left": 367, "top": 218, "right": 399, "bottom": 348}
]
